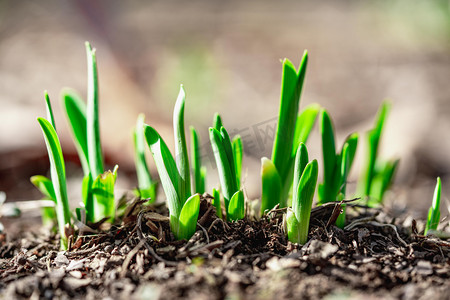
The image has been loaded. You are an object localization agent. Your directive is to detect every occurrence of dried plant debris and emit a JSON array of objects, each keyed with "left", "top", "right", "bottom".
[{"left": 1, "top": 198, "right": 449, "bottom": 300}]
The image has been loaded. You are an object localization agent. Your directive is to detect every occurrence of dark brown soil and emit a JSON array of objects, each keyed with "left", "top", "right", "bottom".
[{"left": 1, "top": 197, "right": 449, "bottom": 300}]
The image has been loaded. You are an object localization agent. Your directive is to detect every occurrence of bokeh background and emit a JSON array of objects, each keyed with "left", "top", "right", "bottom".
[{"left": 1, "top": 0, "right": 450, "bottom": 222}]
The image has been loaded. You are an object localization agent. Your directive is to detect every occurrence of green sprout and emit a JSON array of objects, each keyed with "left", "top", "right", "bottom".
[
  {"left": 261, "top": 51, "right": 320, "bottom": 214},
  {"left": 61, "top": 42, "right": 118, "bottom": 222},
  {"left": 286, "top": 143, "right": 318, "bottom": 244},
  {"left": 210, "top": 114, "right": 225, "bottom": 218},
  {"left": 209, "top": 115, "right": 244, "bottom": 221},
  {"left": 144, "top": 86, "right": 200, "bottom": 240},
  {"left": 357, "top": 101, "right": 399, "bottom": 206},
  {"left": 318, "top": 109, "right": 358, "bottom": 228},
  {"left": 31, "top": 91, "right": 58, "bottom": 227},
  {"left": 212, "top": 188, "right": 222, "bottom": 219},
  {"left": 190, "top": 126, "right": 206, "bottom": 194},
  {"left": 35, "top": 94, "right": 71, "bottom": 250},
  {"left": 133, "top": 114, "right": 157, "bottom": 202},
  {"left": 424, "top": 177, "right": 441, "bottom": 235}
]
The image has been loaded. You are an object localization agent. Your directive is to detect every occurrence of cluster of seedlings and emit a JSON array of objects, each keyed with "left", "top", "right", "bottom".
[{"left": 33, "top": 43, "right": 443, "bottom": 251}]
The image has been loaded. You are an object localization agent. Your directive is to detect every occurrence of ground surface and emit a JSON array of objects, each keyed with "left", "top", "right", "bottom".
[{"left": 1, "top": 198, "right": 449, "bottom": 300}]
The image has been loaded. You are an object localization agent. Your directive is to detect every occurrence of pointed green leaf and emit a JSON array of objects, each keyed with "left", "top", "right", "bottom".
[
  {"left": 61, "top": 88, "right": 90, "bottom": 174},
  {"left": 291, "top": 159, "right": 318, "bottom": 244},
  {"left": 190, "top": 126, "right": 205, "bottom": 194},
  {"left": 175, "top": 193, "right": 200, "bottom": 240},
  {"left": 260, "top": 157, "right": 282, "bottom": 215},
  {"left": 368, "top": 158, "right": 399, "bottom": 205},
  {"left": 292, "top": 143, "right": 309, "bottom": 205},
  {"left": 213, "top": 113, "right": 223, "bottom": 131},
  {"left": 425, "top": 177, "right": 441, "bottom": 235},
  {"left": 209, "top": 127, "right": 236, "bottom": 207},
  {"left": 144, "top": 125, "right": 182, "bottom": 218},
  {"left": 228, "top": 190, "right": 245, "bottom": 221},
  {"left": 220, "top": 127, "right": 236, "bottom": 182},
  {"left": 44, "top": 91, "right": 56, "bottom": 130},
  {"left": 30, "top": 175, "right": 56, "bottom": 201},
  {"left": 173, "top": 85, "right": 190, "bottom": 202},
  {"left": 320, "top": 109, "right": 336, "bottom": 186},
  {"left": 37, "top": 117, "right": 70, "bottom": 250},
  {"left": 232, "top": 135, "right": 243, "bottom": 190},
  {"left": 86, "top": 41, "right": 104, "bottom": 178},
  {"left": 272, "top": 51, "right": 308, "bottom": 185},
  {"left": 358, "top": 101, "right": 391, "bottom": 198}
]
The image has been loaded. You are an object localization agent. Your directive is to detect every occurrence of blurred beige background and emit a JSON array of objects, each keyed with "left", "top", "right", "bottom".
[{"left": 1, "top": 0, "right": 450, "bottom": 219}]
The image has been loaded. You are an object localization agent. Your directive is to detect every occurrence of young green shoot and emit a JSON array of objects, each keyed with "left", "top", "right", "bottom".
[
  {"left": 86, "top": 42, "right": 104, "bottom": 179},
  {"left": 261, "top": 51, "right": 320, "bottom": 214},
  {"left": 36, "top": 94, "right": 71, "bottom": 249},
  {"left": 212, "top": 188, "right": 223, "bottom": 219},
  {"left": 209, "top": 117, "right": 245, "bottom": 221},
  {"left": 144, "top": 86, "right": 200, "bottom": 240},
  {"left": 287, "top": 143, "right": 318, "bottom": 244},
  {"left": 61, "top": 42, "right": 118, "bottom": 222},
  {"left": 31, "top": 91, "right": 58, "bottom": 227},
  {"left": 357, "top": 101, "right": 398, "bottom": 206},
  {"left": 424, "top": 177, "right": 441, "bottom": 235},
  {"left": 133, "top": 114, "right": 157, "bottom": 202},
  {"left": 318, "top": 109, "right": 358, "bottom": 228},
  {"left": 190, "top": 126, "right": 206, "bottom": 194}
]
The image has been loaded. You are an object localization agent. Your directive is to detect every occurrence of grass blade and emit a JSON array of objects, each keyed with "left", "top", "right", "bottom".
[
  {"left": 61, "top": 88, "right": 89, "bottom": 174},
  {"left": 85, "top": 42, "right": 104, "bottom": 178},
  {"left": 37, "top": 117, "right": 71, "bottom": 250},
  {"left": 173, "top": 85, "right": 190, "bottom": 203}
]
